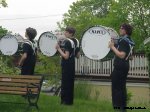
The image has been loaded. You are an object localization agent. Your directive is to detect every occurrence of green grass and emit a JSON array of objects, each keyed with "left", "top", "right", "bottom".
[
  {"left": 0, "top": 93, "right": 113, "bottom": 112},
  {"left": 0, "top": 93, "right": 149, "bottom": 112},
  {"left": 0, "top": 82, "right": 149, "bottom": 112}
]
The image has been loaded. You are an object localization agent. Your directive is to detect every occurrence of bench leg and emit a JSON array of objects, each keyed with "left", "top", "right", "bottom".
[
  {"left": 27, "top": 96, "right": 39, "bottom": 110},
  {"left": 25, "top": 104, "right": 39, "bottom": 112}
]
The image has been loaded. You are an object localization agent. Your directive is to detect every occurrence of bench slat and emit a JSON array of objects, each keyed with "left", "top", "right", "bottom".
[
  {"left": 0, "top": 75, "right": 42, "bottom": 80},
  {"left": 0, "top": 87, "right": 39, "bottom": 93},
  {"left": 0, "top": 91, "right": 27, "bottom": 95},
  {"left": 0, "top": 78, "right": 41, "bottom": 84},
  {"left": 0, "top": 82, "right": 27, "bottom": 87},
  {"left": 0, "top": 83, "right": 39, "bottom": 88}
]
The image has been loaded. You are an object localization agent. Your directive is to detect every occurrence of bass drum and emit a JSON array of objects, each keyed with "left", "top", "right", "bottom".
[
  {"left": 0, "top": 34, "right": 18, "bottom": 56},
  {"left": 103, "top": 27, "right": 119, "bottom": 60},
  {"left": 80, "top": 26, "right": 111, "bottom": 60},
  {"left": 105, "top": 27, "right": 119, "bottom": 44},
  {"left": 38, "top": 32, "right": 57, "bottom": 57}
]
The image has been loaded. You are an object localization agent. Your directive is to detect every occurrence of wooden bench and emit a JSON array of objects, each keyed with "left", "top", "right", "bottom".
[{"left": 0, "top": 75, "right": 44, "bottom": 109}]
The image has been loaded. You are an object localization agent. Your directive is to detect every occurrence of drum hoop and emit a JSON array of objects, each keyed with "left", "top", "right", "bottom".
[
  {"left": 0, "top": 34, "right": 18, "bottom": 56},
  {"left": 106, "top": 27, "right": 119, "bottom": 39},
  {"left": 80, "top": 25, "right": 111, "bottom": 60},
  {"left": 38, "top": 31, "right": 57, "bottom": 57}
]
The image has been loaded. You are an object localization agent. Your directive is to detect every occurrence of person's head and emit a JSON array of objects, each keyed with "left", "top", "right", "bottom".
[
  {"left": 64, "top": 26, "right": 76, "bottom": 38},
  {"left": 25, "top": 27, "right": 37, "bottom": 41},
  {"left": 119, "top": 23, "right": 133, "bottom": 36}
]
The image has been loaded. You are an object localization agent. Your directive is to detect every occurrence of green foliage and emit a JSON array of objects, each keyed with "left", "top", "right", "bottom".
[
  {"left": 0, "top": 94, "right": 115, "bottom": 112},
  {"left": 0, "top": 91, "right": 149, "bottom": 112},
  {"left": 127, "top": 90, "right": 133, "bottom": 104},
  {"left": 0, "top": 56, "right": 20, "bottom": 75},
  {"left": 0, "top": 0, "right": 7, "bottom": 7},
  {"left": 58, "top": 0, "right": 112, "bottom": 40},
  {"left": 0, "top": 26, "right": 19, "bottom": 75},
  {"left": 144, "top": 45, "right": 150, "bottom": 76},
  {"left": 35, "top": 53, "right": 61, "bottom": 75},
  {"left": 58, "top": 0, "right": 150, "bottom": 52},
  {"left": 74, "top": 81, "right": 92, "bottom": 100},
  {"left": 0, "top": 26, "right": 8, "bottom": 38},
  {"left": 74, "top": 81, "right": 100, "bottom": 101}
]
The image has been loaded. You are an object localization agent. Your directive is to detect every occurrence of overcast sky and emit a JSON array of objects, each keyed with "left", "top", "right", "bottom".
[{"left": 0, "top": 0, "right": 77, "bottom": 39}]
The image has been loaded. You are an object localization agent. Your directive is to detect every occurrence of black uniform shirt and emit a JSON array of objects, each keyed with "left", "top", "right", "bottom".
[
  {"left": 22, "top": 43, "right": 36, "bottom": 67},
  {"left": 114, "top": 39, "right": 130, "bottom": 69},
  {"left": 60, "top": 39, "right": 74, "bottom": 65}
]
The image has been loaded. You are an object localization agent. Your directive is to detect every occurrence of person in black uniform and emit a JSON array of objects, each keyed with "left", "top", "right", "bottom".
[
  {"left": 108, "top": 23, "right": 135, "bottom": 111},
  {"left": 18, "top": 27, "right": 37, "bottom": 75},
  {"left": 56, "top": 27, "right": 80, "bottom": 105}
]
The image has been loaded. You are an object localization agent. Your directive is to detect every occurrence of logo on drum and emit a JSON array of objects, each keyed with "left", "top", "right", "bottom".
[
  {"left": 45, "top": 34, "right": 57, "bottom": 40},
  {"left": 88, "top": 29, "right": 106, "bottom": 35}
]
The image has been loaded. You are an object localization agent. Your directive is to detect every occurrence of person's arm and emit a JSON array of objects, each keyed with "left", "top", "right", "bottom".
[
  {"left": 75, "top": 47, "right": 80, "bottom": 58},
  {"left": 18, "top": 53, "right": 27, "bottom": 66},
  {"left": 76, "top": 51, "right": 80, "bottom": 58},
  {"left": 108, "top": 40, "right": 126, "bottom": 59},
  {"left": 55, "top": 43, "right": 70, "bottom": 60}
]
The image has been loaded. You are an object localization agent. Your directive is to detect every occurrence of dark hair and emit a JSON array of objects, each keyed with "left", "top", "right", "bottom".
[
  {"left": 121, "top": 23, "right": 133, "bottom": 36},
  {"left": 26, "top": 27, "right": 37, "bottom": 41},
  {"left": 65, "top": 26, "right": 76, "bottom": 36}
]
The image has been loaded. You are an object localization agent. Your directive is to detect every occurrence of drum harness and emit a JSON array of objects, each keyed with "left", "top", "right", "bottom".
[
  {"left": 24, "top": 40, "right": 37, "bottom": 55},
  {"left": 117, "top": 35, "right": 135, "bottom": 60},
  {"left": 64, "top": 38, "right": 79, "bottom": 58}
]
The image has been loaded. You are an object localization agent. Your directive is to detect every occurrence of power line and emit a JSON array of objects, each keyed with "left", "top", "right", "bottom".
[{"left": 0, "top": 14, "right": 63, "bottom": 21}]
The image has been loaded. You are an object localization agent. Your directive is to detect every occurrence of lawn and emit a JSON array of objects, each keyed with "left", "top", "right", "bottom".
[
  {"left": 0, "top": 81, "right": 149, "bottom": 112},
  {"left": 0, "top": 93, "right": 113, "bottom": 112},
  {"left": 0, "top": 93, "right": 149, "bottom": 112}
]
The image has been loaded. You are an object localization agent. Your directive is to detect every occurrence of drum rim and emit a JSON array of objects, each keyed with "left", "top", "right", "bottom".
[
  {"left": 38, "top": 31, "right": 57, "bottom": 57},
  {"left": 0, "top": 34, "right": 18, "bottom": 56},
  {"left": 80, "top": 25, "right": 111, "bottom": 60},
  {"left": 105, "top": 26, "right": 119, "bottom": 39}
]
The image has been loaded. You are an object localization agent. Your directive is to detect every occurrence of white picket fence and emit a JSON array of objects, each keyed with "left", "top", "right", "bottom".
[{"left": 75, "top": 53, "right": 149, "bottom": 79}]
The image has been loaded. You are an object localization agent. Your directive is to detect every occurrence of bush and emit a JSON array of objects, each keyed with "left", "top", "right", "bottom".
[
  {"left": 127, "top": 90, "right": 133, "bottom": 104},
  {"left": 74, "top": 81, "right": 92, "bottom": 100},
  {"left": 74, "top": 81, "right": 100, "bottom": 101}
]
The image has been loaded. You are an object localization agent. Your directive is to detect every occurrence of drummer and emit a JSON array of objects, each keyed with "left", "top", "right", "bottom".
[
  {"left": 55, "top": 26, "right": 80, "bottom": 105},
  {"left": 18, "top": 27, "right": 37, "bottom": 75},
  {"left": 108, "top": 23, "right": 135, "bottom": 111}
]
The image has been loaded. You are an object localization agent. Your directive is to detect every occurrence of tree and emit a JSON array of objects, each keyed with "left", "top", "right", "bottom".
[
  {"left": 58, "top": 0, "right": 150, "bottom": 51},
  {"left": 0, "top": 0, "right": 7, "bottom": 7},
  {"left": 57, "top": 0, "right": 112, "bottom": 39},
  {"left": 117, "top": 0, "right": 150, "bottom": 50},
  {"left": 0, "top": 26, "right": 8, "bottom": 38}
]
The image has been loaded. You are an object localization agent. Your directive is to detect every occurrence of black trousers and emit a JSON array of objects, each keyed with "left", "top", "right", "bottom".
[
  {"left": 21, "top": 63, "right": 35, "bottom": 75},
  {"left": 61, "top": 61, "right": 75, "bottom": 105},
  {"left": 111, "top": 66, "right": 129, "bottom": 111}
]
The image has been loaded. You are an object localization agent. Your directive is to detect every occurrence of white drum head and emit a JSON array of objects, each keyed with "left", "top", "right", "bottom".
[
  {"left": 0, "top": 35, "right": 18, "bottom": 55},
  {"left": 38, "top": 32, "right": 57, "bottom": 56},
  {"left": 105, "top": 27, "right": 119, "bottom": 39},
  {"left": 105, "top": 27, "right": 119, "bottom": 44},
  {"left": 81, "top": 26, "right": 111, "bottom": 60}
]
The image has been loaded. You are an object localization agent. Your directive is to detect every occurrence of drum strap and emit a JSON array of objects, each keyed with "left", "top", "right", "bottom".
[
  {"left": 25, "top": 40, "right": 37, "bottom": 55},
  {"left": 118, "top": 35, "right": 135, "bottom": 60},
  {"left": 74, "top": 38, "right": 79, "bottom": 48},
  {"left": 67, "top": 38, "right": 75, "bottom": 48},
  {"left": 66, "top": 38, "right": 75, "bottom": 58}
]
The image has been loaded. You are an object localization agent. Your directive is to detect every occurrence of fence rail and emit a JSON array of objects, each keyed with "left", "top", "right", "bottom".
[{"left": 75, "top": 53, "right": 149, "bottom": 79}]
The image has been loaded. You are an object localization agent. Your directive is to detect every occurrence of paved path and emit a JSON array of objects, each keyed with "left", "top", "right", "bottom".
[{"left": 82, "top": 81, "right": 150, "bottom": 87}]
